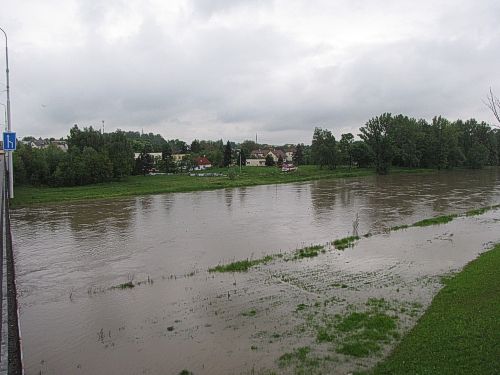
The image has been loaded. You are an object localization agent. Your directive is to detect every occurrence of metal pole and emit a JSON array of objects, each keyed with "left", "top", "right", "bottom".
[
  {"left": 0, "top": 27, "right": 13, "bottom": 199},
  {"left": 0, "top": 103, "right": 6, "bottom": 130}
]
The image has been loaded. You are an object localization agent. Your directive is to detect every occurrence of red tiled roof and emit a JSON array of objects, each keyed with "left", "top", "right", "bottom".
[{"left": 195, "top": 156, "right": 211, "bottom": 166}]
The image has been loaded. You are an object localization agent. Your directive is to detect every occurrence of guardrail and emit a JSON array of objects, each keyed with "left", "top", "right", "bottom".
[{"left": 0, "top": 163, "right": 23, "bottom": 374}]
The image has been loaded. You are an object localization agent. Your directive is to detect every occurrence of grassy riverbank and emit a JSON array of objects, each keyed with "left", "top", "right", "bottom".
[
  {"left": 11, "top": 166, "right": 433, "bottom": 207},
  {"left": 371, "top": 243, "right": 500, "bottom": 375}
]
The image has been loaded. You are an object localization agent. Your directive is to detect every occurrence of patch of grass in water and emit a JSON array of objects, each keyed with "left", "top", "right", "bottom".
[
  {"left": 242, "top": 309, "right": 257, "bottom": 317},
  {"left": 293, "top": 245, "right": 324, "bottom": 259},
  {"left": 412, "top": 214, "right": 458, "bottom": 227},
  {"left": 278, "top": 346, "right": 325, "bottom": 373},
  {"left": 110, "top": 281, "right": 134, "bottom": 290},
  {"left": 209, "top": 255, "right": 274, "bottom": 272},
  {"left": 334, "top": 311, "right": 398, "bottom": 357},
  {"left": 332, "top": 236, "right": 360, "bottom": 250},
  {"left": 296, "top": 303, "right": 308, "bottom": 311},
  {"left": 390, "top": 224, "right": 409, "bottom": 231},
  {"left": 365, "top": 298, "right": 391, "bottom": 311}
]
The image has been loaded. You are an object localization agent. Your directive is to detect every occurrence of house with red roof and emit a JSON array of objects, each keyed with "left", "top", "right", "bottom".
[{"left": 194, "top": 156, "right": 212, "bottom": 171}]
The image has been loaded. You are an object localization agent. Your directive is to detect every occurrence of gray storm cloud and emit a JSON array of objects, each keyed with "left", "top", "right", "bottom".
[{"left": 1, "top": 0, "right": 499, "bottom": 143}]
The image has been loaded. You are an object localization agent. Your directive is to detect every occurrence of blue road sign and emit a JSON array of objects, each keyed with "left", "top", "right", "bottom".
[{"left": 3, "top": 132, "right": 16, "bottom": 151}]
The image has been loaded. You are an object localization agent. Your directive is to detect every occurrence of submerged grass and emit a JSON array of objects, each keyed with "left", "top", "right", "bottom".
[
  {"left": 242, "top": 309, "right": 257, "bottom": 317},
  {"left": 412, "top": 214, "right": 458, "bottom": 227},
  {"left": 293, "top": 245, "right": 325, "bottom": 259},
  {"left": 371, "top": 243, "right": 500, "bottom": 374},
  {"left": 392, "top": 204, "right": 500, "bottom": 231},
  {"left": 465, "top": 203, "right": 500, "bottom": 217},
  {"left": 333, "top": 236, "right": 360, "bottom": 250},
  {"left": 314, "top": 309, "right": 399, "bottom": 358},
  {"left": 278, "top": 346, "right": 330, "bottom": 375},
  {"left": 208, "top": 255, "right": 274, "bottom": 272},
  {"left": 109, "top": 281, "right": 134, "bottom": 290}
]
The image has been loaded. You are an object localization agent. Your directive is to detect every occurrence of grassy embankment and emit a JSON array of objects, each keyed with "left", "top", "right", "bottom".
[
  {"left": 370, "top": 243, "right": 500, "bottom": 375},
  {"left": 11, "top": 166, "right": 432, "bottom": 207}
]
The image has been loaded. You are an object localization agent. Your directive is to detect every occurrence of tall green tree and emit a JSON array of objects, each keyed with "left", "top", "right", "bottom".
[
  {"left": 339, "top": 133, "right": 355, "bottom": 168},
  {"left": 311, "top": 127, "right": 338, "bottom": 169},
  {"left": 359, "top": 113, "right": 393, "bottom": 174}
]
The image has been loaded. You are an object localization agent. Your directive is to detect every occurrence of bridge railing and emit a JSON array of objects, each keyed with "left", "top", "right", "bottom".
[{"left": 0, "top": 164, "right": 23, "bottom": 374}]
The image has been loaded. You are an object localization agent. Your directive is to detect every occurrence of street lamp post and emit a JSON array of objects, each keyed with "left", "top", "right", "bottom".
[{"left": 0, "top": 26, "right": 14, "bottom": 198}]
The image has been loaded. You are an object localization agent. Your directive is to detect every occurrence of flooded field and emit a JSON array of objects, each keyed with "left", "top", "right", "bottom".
[{"left": 11, "top": 168, "right": 500, "bottom": 374}]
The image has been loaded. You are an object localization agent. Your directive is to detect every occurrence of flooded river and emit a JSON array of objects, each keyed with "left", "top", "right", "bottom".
[{"left": 11, "top": 168, "right": 500, "bottom": 374}]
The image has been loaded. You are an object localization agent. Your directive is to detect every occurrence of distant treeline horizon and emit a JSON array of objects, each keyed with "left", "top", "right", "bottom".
[{"left": 13, "top": 113, "right": 500, "bottom": 187}]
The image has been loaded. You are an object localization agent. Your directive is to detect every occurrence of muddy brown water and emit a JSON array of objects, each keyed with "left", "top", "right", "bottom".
[{"left": 11, "top": 168, "right": 500, "bottom": 374}]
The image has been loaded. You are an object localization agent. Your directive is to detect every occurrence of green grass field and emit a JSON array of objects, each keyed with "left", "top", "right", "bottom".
[
  {"left": 11, "top": 166, "right": 433, "bottom": 207},
  {"left": 370, "top": 243, "right": 500, "bottom": 375}
]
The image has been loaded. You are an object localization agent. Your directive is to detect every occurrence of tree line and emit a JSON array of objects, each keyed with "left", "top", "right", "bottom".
[
  {"left": 14, "top": 125, "right": 135, "bottom": 186},
  {"left": 13, "top": 113, "right": 500, "bottom": 187},
  {"left": 310, "top": 114, "right": 500, "bottom": 174}
]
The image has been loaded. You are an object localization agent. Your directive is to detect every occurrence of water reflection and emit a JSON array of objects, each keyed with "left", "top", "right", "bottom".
[{"left": 11, "top": 168, "right": 500, "bottom": 307}]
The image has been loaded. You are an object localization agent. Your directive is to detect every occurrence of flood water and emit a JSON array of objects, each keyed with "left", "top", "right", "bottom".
[{"left": 11, "top": 168, "right": 500, "bottom": 374}]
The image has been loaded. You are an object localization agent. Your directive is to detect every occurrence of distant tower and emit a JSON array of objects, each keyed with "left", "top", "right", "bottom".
[
  {"left": 255, "top": 133, "right": 258, "bottom": 144},
  {"left": 102, "top": 120, "right": 105, "bottom": 134}
]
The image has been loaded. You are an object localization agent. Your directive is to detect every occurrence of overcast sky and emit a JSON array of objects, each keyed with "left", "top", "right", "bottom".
[{"left": 1, "top": 0, "right": 499, "bottom": 144}]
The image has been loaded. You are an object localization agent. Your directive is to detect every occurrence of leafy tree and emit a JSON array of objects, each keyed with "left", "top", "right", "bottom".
[
  {"left": 389, "top": 115, "right": 421, "bottom": 168},
  {"left": 178, "top": 155, "right": 194, "bottom": 171},
  {"left": 240, "top": 140, "right": 258, "bottom": 157},
  {"left": 351, "top": 141, "right": 373, "bottom": 168},
  {"left": 311, "top": 127, "right": 338, "bottom": 169},
  {"left": 467, "top": 143, "right": 489, "bottom": 169},
  {"left": 339, "top": 133, "right": 354, "bottom": 167},
  {"left": 134, "top": 149, "right": 154, "bottom": 175},
  {"left": 359, "top": 113, "right": 393, "bottom": 174},
  {"left": 106, "top": 131, "right": 134, "bottom": 178}
]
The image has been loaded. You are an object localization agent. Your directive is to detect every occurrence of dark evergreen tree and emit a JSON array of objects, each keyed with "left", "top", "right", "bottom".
[
  {"left": 223, "top": 141, "right": 232, "bottom": 167},
  {"left": 265, "top": 154, "right": 275, "bottom": 166},
  {"left": 292, "top": 143, "right": 305, "bottom": 165}
]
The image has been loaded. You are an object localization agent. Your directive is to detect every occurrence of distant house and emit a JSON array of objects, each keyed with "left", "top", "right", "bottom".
[
  {"left": 271, "top": 149, "right": 286, "bottom": 162},
  {"left": 250, "top": 149, "right": 288, "bottom": 163},
  {"left": 172, "top": 153, "right": 188, "bottom": 163},
  {"left": 250, "top": 149, "right": 268, "bottom": 159},
  {"left": 246, "top": 159, "right": 266, "bottom": 167},
  {"left": 21, "top": 138, "right": 68, "bottom": 151},
  {"left": 194, "top": 156, "right": 212, "bottom": 170},
  {"left": 50, "top": 140, "right": 68, "bottom": 152},
  {"left": 25, "top": 138, "right": 48, "bottom": 149},
  {"left": 134, "top": 152, "right": 162, "bottom": 160}
]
